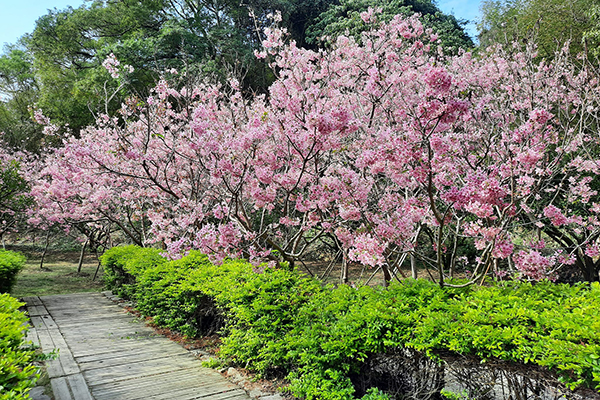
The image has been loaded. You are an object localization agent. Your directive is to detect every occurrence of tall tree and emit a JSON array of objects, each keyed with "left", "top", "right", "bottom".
[
  {"left": 0, "top": 42, "right": 44, "bottom": 152},
  {"left": 478, "top": 0, "right": 600, "bottom": 60},
  {"left": 305, "top": 0, "right": 474, "bottom": 51}
]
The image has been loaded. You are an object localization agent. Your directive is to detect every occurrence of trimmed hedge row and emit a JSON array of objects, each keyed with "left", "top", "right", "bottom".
[
  {"left": 0, "top": 250, "right": 26, "bottom": 293},
  {"left": 0, "top": 294, "right": 39, "bottom": 399},
  {"left": 102, "top": 246, "right": 600, "bottom": 399}
]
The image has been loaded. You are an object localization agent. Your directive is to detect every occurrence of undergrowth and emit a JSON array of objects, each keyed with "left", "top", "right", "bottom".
[{"left": 102, "top": 246, "right": 600, "bottom": 399}]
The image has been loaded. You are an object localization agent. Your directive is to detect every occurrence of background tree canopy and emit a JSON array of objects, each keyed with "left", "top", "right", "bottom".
[
  {"left": 478, "top": 0, "right": 600, "bottom": 60},
  {"left": 0, "top": 0, "right": 474, "bottom": 151},
  {"left": 305, "top": 0, "right": 473, "bottom": 51}
]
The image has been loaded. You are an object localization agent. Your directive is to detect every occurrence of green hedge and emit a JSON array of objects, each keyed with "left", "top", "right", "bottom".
[
  {"left": 0, "top": 250, "right": 26, "bottom": 293},
  {"left": 0, "top": 294, "right": 39, "bottom": 399},
  {"left": 102, "top": 246, "right": 600, "bottom": 399}
]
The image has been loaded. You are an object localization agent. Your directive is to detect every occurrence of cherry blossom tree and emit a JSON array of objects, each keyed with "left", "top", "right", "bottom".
[{"left": 28, "top": 12, "right": 600, "bottom": 285}]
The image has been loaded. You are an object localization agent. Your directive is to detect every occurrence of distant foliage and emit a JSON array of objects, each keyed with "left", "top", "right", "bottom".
[
  {"left": 478, "top": 0, "right": 600, "bottom": 60},
  {"left": 0, "top": 151, "right": 31, "bottom": 244},
  {"left": 306, "top": 0, "right": 473, "bottom": 51}
]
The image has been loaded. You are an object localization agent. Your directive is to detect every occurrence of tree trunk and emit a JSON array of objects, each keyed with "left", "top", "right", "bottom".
[
  {"left": 411, "top": 253, "right": 418, "bottom": 279},
  {"left": 93, "top": 249, "right": 102, "bottom": 281},
  {"left": 381, "top": 265, "right": 392, "bottom": 287},
  {"left": 39, "top": 230, "right": 51, "bottom": 269},
  {"left": 77, "top": 238, "right": 89, "bottom": 274},
  {"left": 340, "top": 252, "right": 348, "bottom": 284}
]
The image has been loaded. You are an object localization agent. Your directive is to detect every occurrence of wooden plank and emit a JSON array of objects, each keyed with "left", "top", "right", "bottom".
[
  {"left": 61, "top": 330, "right": 157, "bottom": 342},
  {"left": 25, "top": 325, "right": 40, "bottom": 347},
  {"left": 76, "top": 342, "right": 188, "bottom": 363},
  {"left": 39, "top": 293, "right": 251, "bottom": 400},
  {"left": 49, "top": 310, "right": 130, "bottom": 320},
  {"left": 90, "top": 371, "right": 242, "bottom": 400},
  {"left": 52, "top": 315, "right": 134, "bottom": 326},
  {"left": 29, "top": 315, "right": 47, "bottom": 331},
  {"left": 27, "top": 305, "right": 49, "bottom": 317},
  {"left": 79, "top": 348, "right": 189, "bottom": 371},
  {"left": 23, "top": 296, "right": 44, "bottom": 306},
  {"left": 67, "top": 374, "right": 94, "bottom": 400},
  {"left": 91, "top": 371, "right": 221, "bottom": 399},
  {"left": 48, "top": 305, "right": 129, "bottom": 315},
  {"left": 187, "top": 389, "right": 250, "bottom": 400},
  {"left": 51, "top": 334, "right": 80, "bottom": 376},
  {"left": 35, "top": 326, "right": 63, "bottom": 378},
  {"left": 60, "top": 324, "right": 155, "bottom": 334},
  {"left": 107, "top": 383, "right": 244, "bottom": 400},
  {"left": 66, "top": 336, "right": 161, "bottom": 350},
  {"left": 83, "top": 357, "right": 200, "bottom": 385},
  {"left": 50, "top": 377, "right": 73, "bottom": 400},
  {"left": 91, "top": 368, "right": 206, "bottom": 392},
  {"left": 38, "top": 314, "right": 59, "bottom": 330},
  {"left": 153, "top": 382, "right": 245, "bottom": 397},
  {"left": 69, "top": 340, "right": 178, "bottom": 358}
]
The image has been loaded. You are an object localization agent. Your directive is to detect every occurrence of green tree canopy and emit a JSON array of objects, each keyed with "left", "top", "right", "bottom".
[
  {"left": 0, "top": 0, "right": 474, "bottom": 150},
  {"left": 478, "top": 0, "right": 600, "bottom": 60},
  {"left": 305, "top": 0, "right": 474, "bottom": 51},
  {"left": 0, "top": 42, "right": 43, "bottom": 152}
]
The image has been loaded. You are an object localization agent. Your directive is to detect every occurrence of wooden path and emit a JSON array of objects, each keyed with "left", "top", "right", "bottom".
[{"left": 24, "top": 292, "right": 251, "bottom": 400}]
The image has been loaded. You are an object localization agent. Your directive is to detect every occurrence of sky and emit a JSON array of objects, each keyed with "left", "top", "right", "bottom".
[
  {"left": 0, "top": 0, "right": 482, "bottom": 50},
  {"left": 437, "top": 0, "right": 481, "bottom": 41}
]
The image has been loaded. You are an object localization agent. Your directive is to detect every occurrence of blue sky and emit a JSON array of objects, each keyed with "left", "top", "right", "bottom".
[
  {"left": 437, "top": 0, "right": 481, "bottom": 40},
  {"left": 0, "top": 0, "right": 87, "bottom": 49},
  {"left": 0, "top": 0, "right": 481, "bottom": 50}
]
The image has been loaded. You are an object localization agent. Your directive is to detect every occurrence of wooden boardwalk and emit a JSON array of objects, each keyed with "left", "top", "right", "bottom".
[{"left": 24, "top": 292, "right": 251, "bottom": 400}]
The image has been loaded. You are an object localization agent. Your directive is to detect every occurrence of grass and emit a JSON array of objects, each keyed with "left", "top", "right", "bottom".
[{"left": 6, "top": 245, "right": 105, "bottom": 298}]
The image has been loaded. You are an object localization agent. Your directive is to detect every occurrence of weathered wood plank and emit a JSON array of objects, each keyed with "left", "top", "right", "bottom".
[
  {"left": 25, "top": 325, "right": 40, "bottom": 347},
  {"left": 79, "top": 348, "right": 189, "bottom": 371},
  {"left": 104, "top": 383, "right": 245, "bottom": 400},
  {"left": 68, "top": 340, "right": 179, "bottom": 358},
  {"left": 50, "top": 377, "right": 72, "bottom": 400},
  {"left": 91, "top": 371, "right": 223, "bottom": 399},
  {"left": 75, "top": 342, "right": 188, "bottom": 363},
  {"left": 51, "top": 333, "right": 80, "bottom": 376},
  {"left": 83, "top": 358, "right": 201, "bottom": 385},
  {"left": 49, "top": 311, "right": 132, "bottom": 322},
  {"left": 60, "top": 325, "right": 156, "bottom": 335},
  {"left": 66, "top": 374, "right": 94, "bottom": 400},
  {"left": 26, "top": 305, "right": 49, "bottom": 317},
  {"left": 34, "top": 326, "right": 63, "bottom": 378},
  {"left": 22, "top": 296, "right": 43, "bottom": 306},
  {"left": 35, "top": 293, "right": 252, "bottom": 400},
  {"left": 37, "top": 314, "right": 59, "bottom": 330}
]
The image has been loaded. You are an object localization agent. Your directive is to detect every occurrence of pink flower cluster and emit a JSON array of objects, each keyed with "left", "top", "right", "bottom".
[
  {"left": 24, "top": 14, "right": 600, "bottom": 284},
  {"left": 102, "top": 53, "right": 134, "bottom": 79}
]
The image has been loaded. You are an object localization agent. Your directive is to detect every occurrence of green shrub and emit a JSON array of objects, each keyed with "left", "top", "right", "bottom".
[
  {"left": 0, "top": 250, "right": 26, "bottom": 293},
  {"left": 102, "top": 246, "right": 600, "bottom": 399},
  {"left": 101, "top": 245, "right": 166, "bottom": 299},
  {"left": 0, "top": 293, "right": 39, "bottom": 399}
]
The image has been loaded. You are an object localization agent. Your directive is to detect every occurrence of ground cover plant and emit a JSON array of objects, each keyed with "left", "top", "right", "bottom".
[
  {"left": 0, "top": 293, "right": 40, "bottom": 399},
  {"left": 102, "top": 246, "right": 600, "bottom": 399}
]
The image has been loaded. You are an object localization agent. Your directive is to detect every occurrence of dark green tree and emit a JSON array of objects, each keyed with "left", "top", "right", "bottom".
[{"left": 305, "top": 0, "right": 474, "bottom": 51}]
